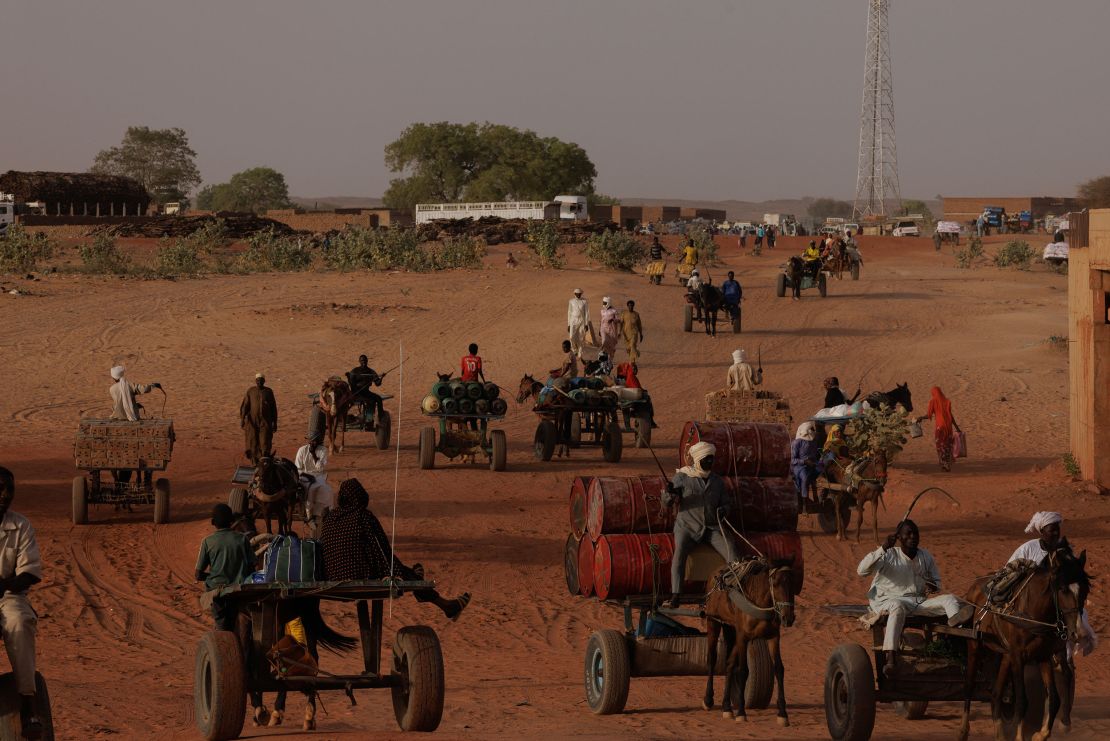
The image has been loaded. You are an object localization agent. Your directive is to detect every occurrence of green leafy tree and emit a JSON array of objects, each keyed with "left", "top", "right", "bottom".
[
  {"left": 899, "top": 199, "right": 934, "bottom": 222},
  {"left": 196, "top": 167, "right": 293, "bottom": 213},
  {"left": 806, "top": 198, "right": 853, "bottom": 222},
  {"left": 91, "top": 126, "right": 201, "bottom": 205},
  {"left": 1078, "top": 175, "right": 1110, "bottom": 208},
  {"left": 382, "top": 122, "right": 597, "bottom": 211}
]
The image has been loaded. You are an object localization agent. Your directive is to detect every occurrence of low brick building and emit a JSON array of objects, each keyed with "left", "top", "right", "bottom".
[{"left": 942, "top": 196, "right": 1083, "bottom": 223}]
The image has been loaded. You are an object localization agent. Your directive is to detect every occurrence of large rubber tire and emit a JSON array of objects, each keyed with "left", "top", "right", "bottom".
[
  {"left": 819, "top": 272, "right": 828, "bottom": 297},
  {"left": 584, "top": 630, "right": 630, "bottom": 715},
  {"left": 418, "top": 427, "right": 436, "bottom": 470},
  {"left": 776, "top": 272, "right": 787, "bottom": 298},
  {"left": 376, "top": 410, "right": 392, "bottom": 450},
  {"left": 391, "top": 626, "right": 444, "bottom": 732},
  {"left": 816, "top": 495, "right": 852, "bottom": 535},
  {"left": 0, "top": 671, "right": 55, "bottom": 741},
  {"left": 194, "top": 631, "right": 246, "bottom": 741},
  {"left": 153, "top": 478, "right": 170, "bottom": 525},
  {"left": 893, "top": 699, "right": 928, "bottom": 719},
  {"left": 534, "top": 421, "right": 557, "bottom": 462},
  {"left": 744, "top": 638, "right": 775, "bottom": 710},
  {"left": 569, "top": 412, "right": 582, "bottom": 446},
  {"left": 851, "top": 262, "right": 860, "bottom": 281},
  {"left": 490, "top": 429, "right": 507, "bottom": 472},
  {"left": 71, "top": 476, "right": 88, "bottom": 526},
  {"left": 683, "top": 304, "right": 693, "bottom": 332},
  {"left": 634, "top": 412, "right": 652, "bottom": 449},
  {"left": 227, "top": 487, "right": 248, "bottom": 516},
  {"left": 602, "top": 421, "right": 623, "bottom": 463},
  {"left": 824, "top": 643, "right": 876, "bottom": 741}
]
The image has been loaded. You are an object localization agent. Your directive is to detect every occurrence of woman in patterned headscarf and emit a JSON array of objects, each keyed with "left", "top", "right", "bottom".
[{"left": 320, "top": 479, "right": 470, "bottom": 619}]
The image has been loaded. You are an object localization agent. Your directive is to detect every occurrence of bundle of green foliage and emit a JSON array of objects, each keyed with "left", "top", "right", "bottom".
[
  {"left": 687, "top": 223, "right": 718, "bottom": 264},
  {"left": 583, "top": 230, "right": 645, "bottom": 271},
  {"left": 848, "top": 404, "right": 910, "bottom": 460}
]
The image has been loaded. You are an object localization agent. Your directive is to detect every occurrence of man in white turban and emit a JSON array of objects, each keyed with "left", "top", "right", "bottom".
[
  {"left": 727, "top": 349, "right": 762, "bottom": 392},
  {"left": 109, "top": 366, "right": 160, "bottom": 422},
  {"left": 660, "top": 441, "right": 735, "bottom": 608},
  {"left": 598, "top": 296, "right": 621, "bottom": 357},
  {"left": 567, "top": 288, "right": 590, "bottom": 359},
  {"left": 1009, "top": 512, "right": 1097, "bottom": 657}
]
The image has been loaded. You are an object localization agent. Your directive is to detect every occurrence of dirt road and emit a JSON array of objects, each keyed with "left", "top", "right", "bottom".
[{"left": 0, "top": 234, "right": 1104, "bottom": 739}]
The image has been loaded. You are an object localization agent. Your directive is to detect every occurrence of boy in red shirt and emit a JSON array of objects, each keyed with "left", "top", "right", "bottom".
[{"left": 461, "top": 343, "right": 485, "bottom": 383}]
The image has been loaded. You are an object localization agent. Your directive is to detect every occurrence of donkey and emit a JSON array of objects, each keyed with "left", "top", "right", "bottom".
[
  {"left": 252, "top": 456, "right": 301, "bottom": 535},
  {"left": 703, "top": 557, "right": 796, "bottom": 726},
  {"left": 820, "top": 449, "right": 888, "bottom": 542},
  {"left": 959, "top": 550, "right": 1091, "bottom": 741},
  {"left": 318, "top": 377, "right": 355, "bottom": 454},
  {"left": 696, "top": 283, "right": 727, "bottom": 337},
  {"left": 517, "top": 374, "right": 573, "bottom": 458},
  {"left": 866, "top": 382, "right": 913, "bottom": 413}
]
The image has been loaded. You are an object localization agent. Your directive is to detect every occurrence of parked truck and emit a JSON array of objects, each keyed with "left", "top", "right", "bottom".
[
  {"left": 415, "top": 195, "right": 588, "bottom": 224},
  {"left": 0, "top": 193, "right": 13, "bottom": 233},
  {"left": 762, "top": 213, "right": 798, "bottom": 236}
]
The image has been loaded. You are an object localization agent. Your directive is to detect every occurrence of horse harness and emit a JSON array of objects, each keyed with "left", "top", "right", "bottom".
[
  {"left": 975, "top": 562, "right": 1078, "bottom": 645},
  {"left": 824, "top": 455, "right": 886, "bottom": 494},
  {"left": 709, "top": 557, "right": 793, "bottom": 621}
]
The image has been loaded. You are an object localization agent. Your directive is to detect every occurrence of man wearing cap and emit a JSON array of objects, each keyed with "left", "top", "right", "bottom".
[
  {"left": 109, "top": 365, "right": 160, "bottom": 422},
  {"left": 661, "top": 442, "right": 735, "bottom": 608},
  {"left": 621, "top": 300, "right": 643, "bottom": 363},
  {"left": 727, "top": 349, "right": 762, "bottom": 391},
  {"left": 0, "top": 467, "right": 45, "bottom": 739},
  {"left": 240, "top": 374, "right": 278, "bottom": 464},
  {"left": 599, "top": 297, "right": 621, "bottom": 357},
  {"left": 567, "top": 289, "right": 590, "bottom": 358}
]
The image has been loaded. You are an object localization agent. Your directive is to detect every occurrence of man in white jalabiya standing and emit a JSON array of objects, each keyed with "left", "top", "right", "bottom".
[{"left": 567, "top": 288, "right": 590, "bottom": 359}]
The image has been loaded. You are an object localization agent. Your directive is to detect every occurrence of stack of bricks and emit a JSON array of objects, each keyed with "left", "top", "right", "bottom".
[
  {"left": 704, "top": 389, "right": 792, "bottom": 426},
  {"left": 74, "top": 419, "right": 175, "bottom": 470}
]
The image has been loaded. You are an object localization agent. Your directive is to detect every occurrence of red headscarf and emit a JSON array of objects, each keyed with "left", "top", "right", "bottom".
[{"left": 926, "top": 386, "right": 954, "bottom": 440}]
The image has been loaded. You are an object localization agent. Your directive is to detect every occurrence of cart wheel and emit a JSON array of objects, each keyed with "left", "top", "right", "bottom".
[
  {"left": 584, "top": 629, "right": 630, "bottom": 715},
  {"left": 153, "top": 478, "right": 170, "bottom": 525},
  {"left": 490, "top": 429, "right": 507, "bottom": 472},
  {"left": 824, "top": 642, "right": 876, "bottom": 741},
  {"left": 391, "top": 626, "right": 444, "bottom": 732},
  {"left": 851, "top": 262, "right": 860, "bottom": 281},
  {"left": 683, "top": 304, "right": 693, "bottom": 332},
  {"left": 634, "top": 412, "right": 652, "bottom": 449},
  {"left": 816, "top": 495, "right": 852, "bottom": 535},
  {"left": 776, "top": 273, "right": 787, "bottom": 298},
  {"left": 819, "top": 272, "right": 828, "bottom": 297},
  {"left": 534, "top": 421, "right": 557, "bottom": 461},
  {"left": 0, "top": 671, "right": 55, "bottom": 741},
  {"left": 893, "top": 700, "right": 928, "bottom": 719},
  {"left": 71, "top": 476, "right": 88, "bottom": 526},
  {"left": 418, "top": 427, "right": 436, "bottom": 470},
  {"left": 194, "top": 631, "right": 246, "bottom": 741},
  {"left": 376, "top": 410, "right": 392, "bottom": 450},
  {"left": 227, "top": 487, "right": 248, "bottom": 516},
  {"left": 744, "top": 639, "right": 775, "bottom": 710},
  {"left": 569, "top": 412, "right": 582, "bottom": 446},
  {"left": 602, "top": 421, "right": 623, "bottom": 463},
  {"left": 732, "top": 310, "right": 742, "bottom": 333}
]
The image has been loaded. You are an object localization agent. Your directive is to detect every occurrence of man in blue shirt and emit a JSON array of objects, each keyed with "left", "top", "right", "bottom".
[{"left": 721, "top": 271, "right": 742, "bottom": 320}]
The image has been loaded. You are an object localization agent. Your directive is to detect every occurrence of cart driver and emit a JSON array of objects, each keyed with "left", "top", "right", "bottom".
[
  {"left": 346, "top": 355, "right": 384, "bottom": 420},
  {"left": 0, "top": 467, "right": 45, "bottom": 740},
  {"left": 109, "top": 365, "right": 160, "bottom": 422},
  {"left": 857, "top": 520, "right": 974, "bottom": 678}
]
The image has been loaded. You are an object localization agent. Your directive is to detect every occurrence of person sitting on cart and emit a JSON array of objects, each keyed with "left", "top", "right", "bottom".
[
  {"left": 460, "top": 343, "right": 485, "bottom": 383},
  {"left": 549, "top": 340, "right": 578, "bottom": 380},
  {"left": 109, "top": 365, "right": 160, "bottom": 422},
  {"left": 857, "top": 520, "right": 974, "bottom": 678},
  {"left": 686, "top": 269, "right": 704, "bottom": 320},
  {"left": 802, "top": 241, "right": 823, "bottom": 279},
  {"left": 721, "top": 271, "right": 742, "bottom": 319},
  {"left": 727, "top": 348, "right": 761, "bottom": 391},
  {"left": 661, "top": 442, "right": 735, "bottom": 609},
  {"left": 0, "top": 468, "right": 45, "bottom": 740},
  {"left": 822, "top": 376, "right": 860, "bottom": 409},
  {"left": 614, "top": 361, "right": 657, "bottom": 430},
  {"left": 791, "top": 422, "right": 820, "bottom": 504},
  {"left": 346, "top": 355, "right": 384, "bottom": 420},
  {"left": 320, "top": 479, "right": 470, "bottom": 620},
  {"left": 583, "top": 351, "right": 613, "bottom": 378},
  {"left": 295, "top": 432, "right": 333, "bottom": 526},
  {"left": 195, "top": 503, "right": 254, "bottom": 632}
]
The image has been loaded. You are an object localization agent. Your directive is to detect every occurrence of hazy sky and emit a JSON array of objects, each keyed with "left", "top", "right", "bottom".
[{"left": 3, "top": 1, "right": 1108, "bottom": 201}]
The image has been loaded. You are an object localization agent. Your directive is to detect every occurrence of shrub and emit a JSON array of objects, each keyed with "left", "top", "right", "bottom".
[
  {"left": 155, "top": 238, "right": 203, "bottom": 277},
  {"left": 428, "top": 236, "right": 486, "bottom": 270},
  {"left": 78, "top": 233, "right": 131, "bottom": 274},
  {"left": 954, "top": 237, "right": 984, "bottom": 269},
  {"left": 994, "top": 240, "right": 1034, "bottom": 270},
  {"left": 525, "top": 219, "right": 564, "bottom": 269},
  {"left": 1062, "top": 452, "right": 1081, "bottom": 479},
  {"left": 583, "top": 230, "right": 646, "bottom": 271},
  {"left": 240, "top": 228, "right": 314, "bottom": 271},
  {"left": 324, "top": 227, "right": 483, "bottom": 272},
  {"left": 687, "top": 223, "right": 718, "bottom": 263},
  {"left": 0, "top": 224, "right": 55, "bottom": 273},
  {"left": 185, "top": 218, "right": 231, "bottom": 253}
]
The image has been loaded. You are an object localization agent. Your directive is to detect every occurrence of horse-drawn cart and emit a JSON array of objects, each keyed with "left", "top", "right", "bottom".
[
  {"left": 776, "top": 265, "right": 828, "bottom": 298},
  {"left": 308, "top": 389, "right": 393, "bottom": 452},
  {"left": 683, "top": 294, "right": 741, "bottom": 334},
  {"left": 227, "top": 461, "right": 309, "bottom": 532},
  {"left": 418, "top": 413, "right": 507, "bottom": 472},
  {"left": 533, "top": 400, "right": 623, "bottom": 463},
  {"left": 194, "top": 580, "right": 445, "bottom": 741},
  {"left": 72, "top": 418, "right": 174, "bottom": 525}
]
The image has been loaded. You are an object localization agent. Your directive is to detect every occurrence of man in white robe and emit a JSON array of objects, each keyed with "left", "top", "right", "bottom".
[
  {"left": 567, "top": 288, "right": 590, "bottom": 358},
  {"left": 727, "top": 349, "right": 762, "bottom": 391},
  {"left": 294, "top": 435, "right": 334, "bottom": 525},
  {"left": 108, "top": 366, "right": 160, "bottom": 421}
]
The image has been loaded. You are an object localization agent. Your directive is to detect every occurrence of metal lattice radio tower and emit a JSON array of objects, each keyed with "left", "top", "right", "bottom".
[{"left": 853, "top": 0, "right": 901, "bottom": 220}]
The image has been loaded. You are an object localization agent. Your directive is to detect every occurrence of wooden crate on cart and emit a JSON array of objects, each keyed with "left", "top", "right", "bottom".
[
  {"left": 74, "top": 419, "right": 175, "bottom": 470},
  {"left": 704, "top": 389, "right": 792, "bottom": 425}
]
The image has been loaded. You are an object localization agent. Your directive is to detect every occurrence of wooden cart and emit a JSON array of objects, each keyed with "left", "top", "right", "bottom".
[
  {"left": 194, "top": 580, "right": 444, "bottom": 741},
  {"left": 226, "top": 463, "right": 309, "bottom": 529},
  {"left": 645, "top": 260, "right": 666, "bottom": 285},
  {"left": 532, "top": 402, "right": 622, "bottom": 463},
  {"left": 72, "top": 418, "right": 174, "bottom": 525},
  {"left": 307, "top": 391, "right": 394, "bottom": 451},
  {"left": 418, "top": 413, "right": 507, "bottom": 472}
]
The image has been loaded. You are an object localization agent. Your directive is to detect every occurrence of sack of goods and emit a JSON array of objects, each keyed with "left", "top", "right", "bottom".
[{"left": 263, "top": 534, "right": 323, "bottom": 583}]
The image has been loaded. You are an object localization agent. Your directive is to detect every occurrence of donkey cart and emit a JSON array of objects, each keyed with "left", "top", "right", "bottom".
[
  {"left": 227, "top": 461, "right": 308, "bottom": 532},
  {"left": 683, "top": 295, "right": 741, "bottom": 334},
  {"left": 776, "top": 267, "right": 828, "bottom": 298},
  {"left": 533, "top": 402, "right": 623, "bottom": 463},
  {"left": 72, "top": 418, "right": 174, "bottom": 525},
  {"left": 194, "top": 580, "right": 445, "bottom": 741},
  {"left": 418, "top": 413, "right": 507, "bottom": 472},
  {"left": 308, "top": 391, "right": 393, "bottom": 451}
]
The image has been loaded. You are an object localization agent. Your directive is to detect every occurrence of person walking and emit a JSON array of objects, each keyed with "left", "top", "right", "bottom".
[
  {"left": 599, "top": 297, "right": 621, "bottom": 357},
  {"left": 767, "top": 225, "right": 777, "bottom": 250},
  {"left": 916, "top": 386, "right": 960, "bottom": 472},
  {"left": 567, "top": 288, "right": 590, "bottom": 359},
  {"left": 240, "top": 373, "right": 278, "bottom": 464},
  {"left": 621, "top": 300, "right": 643, "bottom": 363}
]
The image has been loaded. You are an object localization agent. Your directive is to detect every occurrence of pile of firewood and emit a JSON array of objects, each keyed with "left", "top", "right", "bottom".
[
  {"left": 86, "top": 213, "right": 298, "bottom": 239},
  {"left": 415, "top": 216, "right": 616, "bottom": 245}
]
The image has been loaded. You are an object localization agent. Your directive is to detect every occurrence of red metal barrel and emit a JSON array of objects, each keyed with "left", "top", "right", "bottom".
[
  {"left": 592, "top": 533, "right": 675, "bottom": 600},
  {"left": 564, "top": 533, "right": 580, "bottom": 596},
  {"left": 569, "top": 476, "right": 593, "bottom": 540},
  {"left": 577, "top": 536, "right": 596, "bottom": 597},
  {"left": 724, "top": 477, "right": 799, "bottom": 532},
  {"left": 586, "top": 476, "right": 674, "bottom": 542},
  {"left": 678, "top": 421, "right": 790, "bottom": 478},
  {"left": 734, "top": 531, "right": 805, "bottom": 593}
]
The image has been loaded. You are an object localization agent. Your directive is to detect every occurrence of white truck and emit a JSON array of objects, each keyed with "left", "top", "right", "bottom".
[
  {"left": 762, "top": 213, "right": 798, "bottom": 236},
  {"left": 0, "top": 193, "right": 14, "bottom": 234},
  {"left": 415, "top": 195, "right": 587, "bottom": 224},
  {"left": 891, "top": 214, "right": 925, "bottom": 237}
]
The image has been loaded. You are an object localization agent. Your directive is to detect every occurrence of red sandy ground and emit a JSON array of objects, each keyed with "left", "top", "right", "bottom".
[{"left": 0, "top": 233, "right": 1105, "bottom": 740}]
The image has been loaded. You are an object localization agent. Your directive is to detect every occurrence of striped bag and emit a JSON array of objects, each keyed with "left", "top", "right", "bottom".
[{"left": 262, "top": 534, "right": 323, "bottom": 583}]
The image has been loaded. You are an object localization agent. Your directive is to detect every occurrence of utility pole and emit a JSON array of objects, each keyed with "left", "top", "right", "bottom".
[{"left": 853, "top": 0, "right": 902, "bottom": 221}]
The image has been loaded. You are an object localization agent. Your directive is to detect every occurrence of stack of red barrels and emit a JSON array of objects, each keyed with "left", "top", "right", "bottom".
[{"left": 563, "top": 421, "right": 804, "bottom": 602}]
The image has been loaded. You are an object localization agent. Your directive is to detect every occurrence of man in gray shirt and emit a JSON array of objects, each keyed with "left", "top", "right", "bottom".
[{"left": 661, "top": 441, "right": 735, "bottom": 608}]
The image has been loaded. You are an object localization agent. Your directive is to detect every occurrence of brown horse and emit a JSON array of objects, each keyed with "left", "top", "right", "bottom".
[
  {"left": 517, "top": 374, "right": 574, "bottom": 458},
  {"left": 820, "top": 450, "right": 888, "bottom": 542},
  {"left": 703, "top": 557, "right": 796, "bottom": 726},
  {"left": 252, "top": 456, "right": 301, "bottom": 535},
  {"left": 318, "top": 377, "right": 355, "bottom": 454},
  {"left": 958, "top": 550, "right": 1090, "bottom": 741}
]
